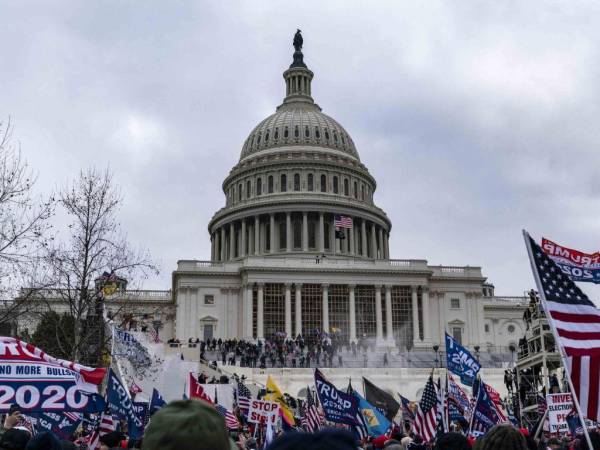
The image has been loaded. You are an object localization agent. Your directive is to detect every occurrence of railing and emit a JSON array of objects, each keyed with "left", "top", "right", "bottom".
[
  {"left": 430, "top": 265, "right": 483, "bottom": 278},
  {"left": 487, "top": 296, "right": 528, "bottom": 305}
]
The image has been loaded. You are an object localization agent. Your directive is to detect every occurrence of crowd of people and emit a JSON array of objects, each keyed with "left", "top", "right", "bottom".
[{"left": 2, "top": 399, "right": 599, "bottom": 450}]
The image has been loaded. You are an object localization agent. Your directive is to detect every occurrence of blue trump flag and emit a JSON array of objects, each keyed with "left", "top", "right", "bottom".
[
  {"left": 353, "top": 390, "right": 391, "bottom": 437},
  {"left": 149, "top": 388, "right": 166, "bottom": 414},
  {"left": 28, "top": 412, "right": 82, "bottom": 440},
  {"left": 445, "top": 333, "right": 481, "bottom": 387},
  {"left": 106, "top": 369, "right": 144, "bottom": 439},
  {"left": 314, "top": 369, "right": 358, "bottom": 425},
  {"left": 470, "top": 379, "right": 502, "bottom": 436}
]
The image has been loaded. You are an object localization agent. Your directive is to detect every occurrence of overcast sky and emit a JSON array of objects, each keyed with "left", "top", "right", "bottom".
[{"left": 2, "top": 1, "right": 599, "bottom": 299}]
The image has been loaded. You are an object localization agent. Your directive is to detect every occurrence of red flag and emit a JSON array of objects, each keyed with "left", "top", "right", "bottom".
[{"left": 188, "top": 373, "right": 213, "bottom": 404}]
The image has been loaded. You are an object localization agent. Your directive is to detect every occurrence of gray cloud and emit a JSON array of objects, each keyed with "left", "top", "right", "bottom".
[{"left": 1, "top": 0, "right": 599, "bottom": 299}]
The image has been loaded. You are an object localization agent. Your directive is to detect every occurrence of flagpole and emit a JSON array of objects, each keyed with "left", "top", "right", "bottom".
[
  {"left": 467, "top": 377, "right": 478, "bottom": 436},
  {"left": 522, "top": 230, "right": 593, "bottom": 450}
]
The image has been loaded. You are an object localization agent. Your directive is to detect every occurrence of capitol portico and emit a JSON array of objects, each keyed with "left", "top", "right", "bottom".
[{"left": 172, "top": 33, "right": 526, "bottom": 353}]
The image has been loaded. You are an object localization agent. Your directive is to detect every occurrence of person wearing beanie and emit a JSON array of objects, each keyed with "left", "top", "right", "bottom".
[
  {"left": 99, "top": 432, "right": 124, "bottom": 450},
  {"left": 24, "top": 432, "right": 61, "bottom": 450},
  {"left": 434, "top": 432, "right": 470, "bottom": 450},
  {"left": 264, "top": 429, "right": 357, "bottom": 450},
  {"left": 480, "top": 425, "right": 527, "bottom": 450},
  {"left": 142, "top": 399, "right": 235, "bottom": 450},
  {"left": 0, "top": 428, "right": 31, "bottom": 450}
]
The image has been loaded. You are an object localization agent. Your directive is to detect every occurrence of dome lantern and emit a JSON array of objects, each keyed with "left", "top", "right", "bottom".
[{"left": 281, "top": 30, "right": 315, "bottom": 107}]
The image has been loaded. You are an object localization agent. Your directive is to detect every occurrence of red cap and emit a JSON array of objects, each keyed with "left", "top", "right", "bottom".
[
  {"left": 519, "top": 427, "right": 530, "bottom": 437},
  {"left": 372, "top": 435, "right": 388, "bottom": 448}
]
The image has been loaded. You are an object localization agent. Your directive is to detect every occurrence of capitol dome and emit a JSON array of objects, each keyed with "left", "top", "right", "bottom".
[{"left": 208, "top": 32, "right": 391, "bottom": 262}]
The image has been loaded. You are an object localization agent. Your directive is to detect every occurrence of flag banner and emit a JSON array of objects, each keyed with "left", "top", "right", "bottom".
[
  {"left": 314, "top": 369, "right": 358, "bottom": 425},
  {"left": 149, "top": 388, "right": 166, "bottom": 414},
  {"left": 334, "top": 215, "right": 353, "bottom": 229},
  {"left": 188, "top": 373, "right": 213, "bottom": 404},
  {"left": 106, "top": 369, "right": 144, "bottom": 439},
  {"left": 415, "top": 376, "right": 438, "bottom": 443},
  {"left": 216, "top": 404, "right": 240, "bottom": 430},
  {"left": 236, "top": 380, "right": 252, "bottom": 415},
  {"left": 132, "top": 401, "right": 149, "bottom": 428},
  {"left": 363, "top": 377, "right": 400, "bottom": 421},
  {"left": 347, "top": 381, "right": 368, "bottom": 441},
  {"left": 0, "top": 337, "right": 106, "bottom": 412},
  {"left": 445, "top": 333, "right": 481, "bottom": 387},
  {"left": 247, "top": 399, "right": 279, "bottom": 425},
  {"left": 525, "top": 233, "right": 600, "bottom": 422},
  {"left": 541, "top": 238, "right": 600, "bottom": 283},
  {"left": 447, "top": 374, "right": 471, "bottom": 420},
  {"left": 113, "top": 329, "right": 152, "bottom": 369},
  {"left": 547, "top": 393, "right": 575, "bottom": 434},
  {"left": 399, "top": 395, "right": 415, "bottom": 422},
  {"left": 448, "top": 403, "right": 468, "bottom": 427},
  {"left": 27, "top": 411, "right": 81, "bottom": 440},
  {"left": 353, "top": 389, "right": 391, "bottom": 437},
  {"left": 301, "top": 386, "right": 323, "bottom": 432},
  {"left": 265, "top": 376, "right": 295, "bottom": 426},
  {"left": 470, "top": 380, "right": 502, "bottom": 435},
  {"left": 187, "top": 375, "right": 235, "bottom": 410}
]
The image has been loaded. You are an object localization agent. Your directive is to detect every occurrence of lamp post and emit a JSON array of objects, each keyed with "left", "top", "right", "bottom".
[
  {"left": 433, "top": 344, "right": 440, "bottom": 368},
  {"left": 474, "top": 345, "right": 480, "bottom": 361}
]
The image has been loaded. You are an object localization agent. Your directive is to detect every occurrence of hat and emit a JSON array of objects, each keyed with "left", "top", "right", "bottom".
[
  {"left": 0, "top": 429, "right": 31, "bottom": 450},
  {"left": 142, "top": 399, "right": 232, "bottom": 450},
  {"left": 99, "top": 432, "right": 123, "bottom": 449},
  {"left": 24, "top": 432, "right": 61, "bottom": 450}
]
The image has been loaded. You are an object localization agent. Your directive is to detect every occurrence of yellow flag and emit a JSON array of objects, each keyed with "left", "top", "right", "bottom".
[{"left": 265, "top": 375, "right": 295, "bottom": 426}]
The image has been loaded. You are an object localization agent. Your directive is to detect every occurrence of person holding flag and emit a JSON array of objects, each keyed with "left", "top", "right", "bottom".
[{"left": 265, "top": 375, "right": 295, "bottom": 428}]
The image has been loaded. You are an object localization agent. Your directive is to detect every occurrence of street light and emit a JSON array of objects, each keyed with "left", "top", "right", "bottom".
[{"left": 433, "top": 344, "right": 440, "bottom": 368}]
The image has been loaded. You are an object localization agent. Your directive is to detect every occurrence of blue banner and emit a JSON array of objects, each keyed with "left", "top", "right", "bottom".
[
  {"left": 471, "top": 380, "right": 502, "bottom": 435},
  {"left": 149, "top": 388, "right": 166, "bottom": 414},
  {"left": 28, "top": 411, "right": 81, "bottom": 440},
  {"left": 553, "top": 261, "right": 600, "bottom": 284},
  {"left": 106, "top": 369, "right": 144, "bottom": 439},
  {"left": 314, "top": 369, "right": 358, "bottom": 425},
  {"left": 445, "top": 333, "right": 481, "bottom": 387},
  {"left": 133, "top": 401, "right": 149, "bottom": 428},
  {"left": 353, "top": 390, "right": 391, "bottom": 437}
]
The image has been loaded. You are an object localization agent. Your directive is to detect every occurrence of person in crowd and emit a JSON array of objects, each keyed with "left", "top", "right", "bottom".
[
  {"left": 434, "top": 432, "right": 470, "bottom": 450},
  {"left": 265, "top": 429, "right": 357, "bottom": 450},
  {"left": 480, "top": 424, "right": 528, "bottom": 450}
]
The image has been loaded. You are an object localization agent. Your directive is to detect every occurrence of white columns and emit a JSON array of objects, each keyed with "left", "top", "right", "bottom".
[
  {"left": 269, "top": 214, "right": 275, "bottom": 254},
  {"left": 210, "top": 234, "right": 215, "bottom": 261},
  {"left": 284, "top": 283, "right": 292, "bottom": 337},
  {"left": 370, "top": 224, "right": 377, "bottom": 259},
  {"left": 349, "top": 221, "right": 355, "bottom": 255},
  {"left": 349, "top": 284, "right": 356, "bottom": 343},
  {"left": 295, "top": 284, "right": 302, "bottom": 337},
  {"left": 221, "top": 227, "right": 226, "bottom": 261},
  {"left": 322, "top": 284, "right": 329, "bottom": 332},
  {"left": 412, "top": 285, "right": 420, "bottom": 346},
  {"left": 229, "top": 222, "right": 235, "bottom": 260},
  {"left": 361, "top": 220, "right": 367, "bottom": 257},
  {"left": 302, "top": 212, "right": 308, "bottom": 251},
  {"left": 422, "top": 287, "right": 431, "bottom": 344},
  {"left": 375, "top": 285, "right": 384, "bottom": 343},
  {"left": 254, "top": 216, "right": 260, "bottom": 255},
  {"left": 385, "top": 285, "right": 393, "bottom": 342},
  {"left": 286, "top": 212, "right": 292, "bottom": 252},
  {"left": 257, "top": 283, "right": 264, "bottom": 339},
  {"left": 385, "top": 232, "right": 390, "bottom": 259},
  {"left": 318, "top": 213, "right": 325, "bottom": 253},
  {"left": 245, "top": 284, "right": 253, "bottom": 339},
  {"left": 330, "top": 220, "right": 336, "bottom": 255},
  {"left": 378, "top": 227, "right": 384, "bottom": 259},
  {"left": 241, "top": 219, "right": 246, "bottom": 257}
]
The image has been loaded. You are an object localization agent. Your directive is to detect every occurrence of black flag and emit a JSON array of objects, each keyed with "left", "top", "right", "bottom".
[{"left": 363, "top": 377, "right": 400, "bottom": 421}]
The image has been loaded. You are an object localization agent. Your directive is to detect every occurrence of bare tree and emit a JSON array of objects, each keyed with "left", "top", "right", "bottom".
[
  {"left": 0, "top": 119, "right": 53, "bottom": 328},
  {"left": 43, "top": 167, "right": 157, "bottom": 363}
]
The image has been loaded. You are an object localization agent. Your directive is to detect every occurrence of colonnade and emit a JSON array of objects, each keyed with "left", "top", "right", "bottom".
[
  {"left": 210, "top": 212, "right": 390, "bottom": 261},
  {"left": 242, "top": 283, "right": 432, "bottom": 346}
]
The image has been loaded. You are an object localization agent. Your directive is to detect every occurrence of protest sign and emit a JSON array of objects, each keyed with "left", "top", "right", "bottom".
[
  {"left": 247, "top": 399, "right": 279, "bottom": 425},
  {"left": 314, "top": 369, "right": 358, "bottom": 425},
  {"left": 547, "top": 393, "right": 574, "bottom": 434}
]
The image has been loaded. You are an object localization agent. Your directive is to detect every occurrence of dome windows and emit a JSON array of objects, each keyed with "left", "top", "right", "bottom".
[
  {"left": 268, "top": 175, "right": 274, "bottom": 194},
  {"left": 320, "top": 174, "right": 327, "bottom": 192},
  {"left": 324, "top": 129, "right": 330, "bottom": 141},
  {"left": 294, "top": 126, "right": 299, "bottom": 138},
  {"left": 353, "top": 181, "right": 358, "bottom": 199},
  {"left": 294, "top": 173, "right": 301, "bottom": 191},
  {"left": 257, "top": 133, "right": 262, "bottom": 145},
  {"left": 280, "top": 174, "right": 287, "bottom": 192},
  {"left": 333, "top": 131, "right": 338, "bottom": 143},
  {"left": 343, "top": 178, "right": 349, "bottom": 196},
  {"left": 238, "top": 183, "right": 242, "bottom": 202},
  {"left": 304, "top": 126, "right": 310, "bottom": 138},
  {"left": 274, "top": 128, "right": 279, "bottom": 140},
  {"left": 307, "top": 173, "right": 314, "bottom": 191},
  {"left": 284, "top": 127, "right": 289, "bottom": 138},
  {"left": 247, "top": 180, "right": 252, "bottom": 199},
  {"left": 257, "top": 178, "right": 262, "bottom": 196},
  {"left": 265, "top": 130, "right": 270, "bottom": 142},
  {"left": 315, "top": 127, "right": 320, "bottom": 139},
  {"left": 333, "top": 176, "right": 339, "bottom": 194}
]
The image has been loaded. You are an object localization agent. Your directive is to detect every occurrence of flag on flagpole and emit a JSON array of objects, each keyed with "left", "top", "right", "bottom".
[
  {"left": 399, "top": 395, "right": 415, "bottom": 423},
  {"left": 87, "top": 413, "right": 116, "bottom": 450},
  {"left": 301, "top": 387, "right": 323, "bottom": 432},
  {"left": 347, "top": 381, "right": 368, "bottom": 441},
  {"left": 265, "top": 376, "right": 295, "bottom": 426},
  {"left": 236, "top": 379, "right": 252, "bottom": 415},
  {"left": 524, "top": 232, "right": 600, "bottom": 422},
  {"left": 334, "top": 215, "right": 353, "bottom": 229},
  {"left": 414, "top": 375, "right": 438, "bottom": 442},
  {"left": 216, "top": 404, "right": 240, "bottom": 430},
  {"left": 188, "top": 373, "right": 213, "bottom": 404},
  {"left": 130, "top": 382, "right": 142, "bottom": 394},
  {"left": 470, "top": 379, "right": 502, "bottom": 436}
]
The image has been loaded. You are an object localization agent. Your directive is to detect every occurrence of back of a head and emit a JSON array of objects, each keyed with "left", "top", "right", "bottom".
[
  {"left": 435, "top": 432, "right": 470, "bottom": 450},
  {"left": 0, "top": 429, "right": 31, "bottom": 450},
  {"left": 481, "top": 425, "right": 527, "bottom": 450},
  {"left": 265, "top": 430, "right": 357, "bottom": 450},
  {"left": 142, "top": 399, "right": 231, "bottom": 450},
  {"left": 24, "top": 432, "right": 61, "bottom": 450}
]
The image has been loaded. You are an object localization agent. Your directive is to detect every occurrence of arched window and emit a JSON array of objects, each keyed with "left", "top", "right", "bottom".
[
  {"left": 307, "top": 174, "right": 314, "bottom": 191},
  {"left": 294, "top": 126, "right": 299, "bottom": 138},
  {"left": 280, "top": 174, "right": 287, "bottom": 192},
  {"left": 247, "top": 180, "right": 251, "bottom": 199},
  {"left": 294, "top": 173, "right": 300, "bottom": 191},
  {"left": 265, "top": 130, "right": 269, "bottom": 142},
  {"left": 257, "top": 133, "right": 261, "bottom": 145},
  {"left": 333, "top": 176, "right": 339, "bottom": 194},
  {"left": 341, "top": 134, "right": 345, "bottom": 146},
  {"left": 353, "top": 181, "right": 358, "bottom": 199},
  {"left": 268, "top": 175, "right": 274, "bottom": 194},
  {"left": 257, "top": 178, "right": 262, "bottom": 196},
  {"left": 274, "top": 128, "right": 279, "bottom": 140},
  {"left": 315, "top": 127, "right": 320, "bottom": 139},
  {"left": 320, "top": 174, "right": 327, "bottom": 192},
  {"left": 238, "top": 183, "right": 242, "bottom": 201},
  {"left": 304, "top": 126, "right": 310, "bottom": 138},
  {"left": 284, "top": 127, "right": 289, "bottom": 138},
  {"left": 333, "top": 131, "right": 338, "bottom": 143},
  {"left": 324, "top": 129, "right": 330, "bottom": 141},
  {"left": 361, "top": 184, "right": 365, "bottom": 201},
  {"left": 343, "top": 178, "right": 349, "bottom": 196},
  {"left": 293, "top": 219, "right": 302, "bottom": 249}
]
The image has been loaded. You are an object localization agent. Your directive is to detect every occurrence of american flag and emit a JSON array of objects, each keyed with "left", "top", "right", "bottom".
[
  {"left": 130, "top": 381, "right": 143, "bottom": 394},
  {"left": 537, "top": 394, "right": 548, "bottom": 415},
  {"left": 526, "top": 234, "right": 600, "bottom": 422},
  {"left": 87, "top": 413, "right": 117, "bottom": 450},
  {"left": 399, "top": 394, "right": 415, "bottom": 422},
  {"left": 447, "top": 374, "right": 471, "bottom": 420},
  {"left": 216, "top": 404, "right": 240, "bottom": 430},
  {"left": 414, "top": 375, "right": 438, "bottom": 442},
  {"left": 484, "top": 383, "right": 507, "bottom": 422},
  {"left": 334, "top": 215, "right": 353, "bottom": 229},
  {"left": 149, "top": 328, "right": 161, "bottom": 343},
  {"left": 302, "top": 387, "right": 323, "bottom": 432},
  {"left": 237, "top": 380, "right": 252, "bottom": 414}
]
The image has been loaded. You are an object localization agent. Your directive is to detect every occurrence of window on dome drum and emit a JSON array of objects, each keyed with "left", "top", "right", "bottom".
[
  {"left": 274, "top": 128, "right": 279, "bottom": 140},
  {"left": 325, "top": 130, "right": 330, "bottom": 140},
  {"left": 280, "top": 174, "right": 287, "bottom": 192},
  {"left": 344, "top": 179, "right": 349, "bottom": 196},
  {"left": 320, "top": 174, "right": 327, "bottom": 192},
  {"left": 308, "top": 220, "right": 316, "bottom": 249},
  {"left": 268, "top": 176, "right": 274, "bottom": 194},
  {"left": 294, "top": 173, "right": 300, "bottom": 191},
  {"left": 450, "top": 298, "right": 460, "bottom": 309},
  {"left": 329, "top": 285, "right": 349, "bottom": 342},
  {"left": 333, "top": 176, "right": 339, "bottom": 194},
  {"left": 284, "top": 127, "right": 289, "bottom": 138},
  {"left": 353, "top": 181, "right": 358, "bottom": 199},
  {"left": 301, "top": 284, "right": 322, "bottom": 336},
  {"left": 278, "top": 222, "right": 286, "bottom": 250},
  {"left": 324, "top": 223, "right": 330, "bottom": 250},
  {"left": 257, "top": 134, "right": 261, "bottom": 144},
  {"left": 257, "top": 178, "right": 262, "bottom": 196},
  {"left": 356, "top": 285, "right": 376, "bottom": 339},
  {"left": 485, "top": 324, "right": 490, "bottom": 333},
  {"left": 238, "top": 184, "right": 242, "bottom": 202},
  {"left": 246, "top": 180, "right": 251, "bottom": 199},
  {"left": 304, "top": 126, "right": 309, "bottom": 138},
  {"left": 265, "top": 131, "right": 269, "bottom": 142},
  {"left": 294, "top": 126, "right": 299, "bottom": 138},
  {"left": 341, "top": 134, "right": 345, "bottom": 146},
  {"left": 452, "top": 327, "right": 463, "bottom": 345},
  {"left": 264, "top": 283, "right": 285, "bottom": 336},
  {"left": 307, "top": 174, "right": 314, "bottom": 191},
  {"left": 333, "top": 131, "right": 338, "bottom": 142},
  {"left": 391, "top": 286, "right": 413, "bottom": 350},
  {"left": 315, "top": 127, "right": 320, "bottom": 139},
  {"left": 361, "top": 185, "right": 365, "bottom": 200},
  {"left": 293, "top": 218, "right": 302, "bottom": 249},
  {"left": 265, "top": 222, "right": 270, "bottom": 251}
]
